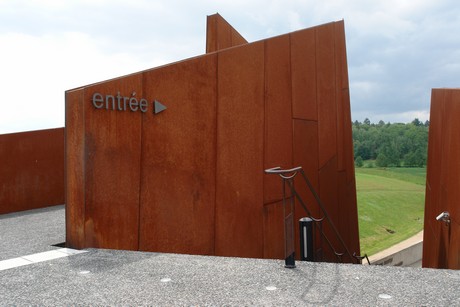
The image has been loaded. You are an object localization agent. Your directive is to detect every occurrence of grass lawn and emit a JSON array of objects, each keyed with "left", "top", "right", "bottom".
[{"left": 356, "top": 167, "right": 426, "bottom": 256}]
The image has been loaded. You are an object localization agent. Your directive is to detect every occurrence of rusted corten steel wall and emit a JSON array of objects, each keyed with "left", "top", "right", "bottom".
[
  {"left": 206, "top": 13, "right": 248, "bottom": 53},
  {"left": 0, "top": 128, "right": 64, "bottom": 214},
  {"left": 66, "top": 15, "right": 359, "bottom": 262},
  {"left": 423, "top": 89, "right": 460, "bottom": 269}
]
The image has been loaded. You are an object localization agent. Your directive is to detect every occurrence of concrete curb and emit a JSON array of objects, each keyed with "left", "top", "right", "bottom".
[{"left": 367, "top": 231, "right": 423, "bottom": 267}]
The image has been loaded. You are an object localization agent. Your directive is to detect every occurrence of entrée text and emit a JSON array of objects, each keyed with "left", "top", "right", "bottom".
[{"left": 92, "top": 92, "right": 149, "bottom": 113}]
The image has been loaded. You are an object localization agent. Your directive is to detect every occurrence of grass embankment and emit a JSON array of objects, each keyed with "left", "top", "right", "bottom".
[{"left": 356, "top": 167, "right": 426, "bottom": 256}]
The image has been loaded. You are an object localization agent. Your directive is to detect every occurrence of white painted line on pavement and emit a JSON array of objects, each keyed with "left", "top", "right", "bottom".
[{"left": 0, "top": 248, "right": 87, "bottom": 271}]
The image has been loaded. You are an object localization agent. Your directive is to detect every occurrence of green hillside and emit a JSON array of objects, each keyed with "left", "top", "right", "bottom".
[{"left": 356, "top": 167, "right": 426, "bottom": 255}]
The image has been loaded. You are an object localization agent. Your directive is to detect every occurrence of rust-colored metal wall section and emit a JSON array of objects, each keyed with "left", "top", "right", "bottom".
[
  {"left": 206, "top": 13, "right": 248, "bottom": 53},
  {"left": 0, "top": 128, "right": 64, "bottom": 214},
  {"left": 66, "top": 15, "right": 359, "bottom": 262},
  {"left": 423, "top": 89, "right": 460, "bottom": 269},
  {"left": 139, "top": 55, "right": 218, "bottom": 255}
]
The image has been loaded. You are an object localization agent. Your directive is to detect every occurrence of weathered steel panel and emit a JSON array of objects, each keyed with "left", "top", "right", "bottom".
[
  {"left": 443, "top": 90, "right": 460, "bottom": 221},
  {"left": 440, "top": 90, "right": 460, "bottom": 268},
  {"left": 346, "top": 178, "right": 360, "bottom": 259},
  {"left": 290, "top": 28, "right": 317, "bottom": 120},
  {"left": 215, "top": 41, "right": 265, "bottom": 258},
  {"left": 65, "top": 90, "right": 85, "bottom": 248},
  {"left": 317, "top": 23, "right": 337, "bottom": 168},
  {"left": 337, "top": 171, "right": 360, "bottom": 262},
  {"left": 83, "top": 74, "right": 143, "bottom": 250},
  {"left": 139, "top": 55, "right": 217, "bottom": 255},
  {"left": 263, "top": 34, "right": 293, "bottom": 204},
  {"left": 292, "top": 119, "right": 320, "bottom": 218},
  {"left": 206, "top": 13, "right": 247, "bottom": 53},
  {"left": 334, "top": 21, "right": 350, "bottom": 91},
  {"left": 0, "top": 128, "right": 64, "bottom": 215},
  {"left": 334, "top": 21, "right": 354, "bottom": 177},
  {"left": 318, "top": 156, "right": 340, "bottom": 262},
  {"left": 263, "top": 201, "right": 285, "bottom": 259},
  {"left": 340, "top": 89, "right": 356, "bottom": 182},
  {"left": 423, "top": 88, "right": 460, "bottom": 269},
  {"left": 423, "top": 89, "right": 447, "bottom": 268}
]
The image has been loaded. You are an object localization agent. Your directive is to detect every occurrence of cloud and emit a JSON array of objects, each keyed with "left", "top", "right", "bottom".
[
  {"left": 0, "top": 1, "right": 207, "bottom": 133},
  {"left": 354, "top": 109, "right": 431, "bottom": 125},
  {"left": 0, "top": 29, "right": 174, "bottom": 133},
  {"left": 340, "top": 0, "right": 460, "bottom": 122},
  {"left": 0, "top": 0, "right": 459, "bottom": 133}
]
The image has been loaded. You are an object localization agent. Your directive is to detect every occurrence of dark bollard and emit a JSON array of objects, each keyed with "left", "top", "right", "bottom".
[
  {"left": 285, "top": 253, "right": 296, "bottom": 268},
  {"left": 284, "top": 213, "right": 296, "bottom": 268},
  {"left": 299, "top": 217, "right": 314, "bottom": 261}
]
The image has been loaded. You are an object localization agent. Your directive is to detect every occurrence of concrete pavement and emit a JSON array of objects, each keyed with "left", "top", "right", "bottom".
[{"left": 1, "top": 206, "right": 459, "bottom": 306}]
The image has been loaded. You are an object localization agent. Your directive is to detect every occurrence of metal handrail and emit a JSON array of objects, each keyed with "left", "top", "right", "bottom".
[
  {"left": 265, "top": 166, "right": 302, "bottom": 179},
  {"left": 265, "top": 166, "right": 366, "bottom": 264},
  {"left": 298, "top": 168, "right": 355, "bottom": 262},
  {"left": 284, "top": 179, "right": 345, "bottom": 261}
]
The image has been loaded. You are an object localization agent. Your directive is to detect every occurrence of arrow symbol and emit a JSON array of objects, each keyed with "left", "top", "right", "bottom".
[{"left": 153, "top": 100, "right": 167, "bottom": 114}]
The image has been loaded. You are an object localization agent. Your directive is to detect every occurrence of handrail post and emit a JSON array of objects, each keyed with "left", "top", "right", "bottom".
[
  {"left": 265, "top": 167, "right": 299, "bottom": 268},
  {"left": 284, "top": 174, "right": 296, "bottom": 268}
]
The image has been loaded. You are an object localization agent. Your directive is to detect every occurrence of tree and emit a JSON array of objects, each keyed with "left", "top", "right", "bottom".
[
  {"left": 411, "top": 118, "right": 422, "bottom": 126},
  {"left": 352, "top": 118, "right": 428, "bottom": 167},
  {"left": 355, "top": 156, "right": 363, "bottom": 167},
  {"left": 404, "top": 148, "right": 426, "bottom": 167},
  {"left": 376, "top": 153, "right": 389, "bottom": 167}
]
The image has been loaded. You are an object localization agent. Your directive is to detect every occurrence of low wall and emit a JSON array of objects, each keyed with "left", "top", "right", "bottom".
[
  {"left": 368, "top": 231, "right": 423, "bottom": 267},
  {"left": 0, "top": 128, "right": 64, "bottom": 214}
]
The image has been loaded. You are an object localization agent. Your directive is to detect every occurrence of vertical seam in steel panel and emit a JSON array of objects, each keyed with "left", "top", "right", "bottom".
[
  {"left": 213, "top": 52, "right": 219, "bottom": 255},
  {"left": 82, "top": 87, "right": 87, "bottom": 249},
  {"left": 334, "top": 22, "right": 342, "bottom": 174},
  {"left": 260, "top": 41, "right": 267, "bottom": 257},
  {"left": 332, "top": 22, "right": 343, "bottom": 258},
  {"left": 137, "top": 74, "right": 144, "bottom": 251},
  {"left": 314, "top": 28, "right": 320, "bottom": 185},
  {"left": 64, "top": 93, "right": 68, "bottom": 244},
  {"left": 262, "top": 39, "right": 267, "bottom": 256},
  {"left": 289, "top": 33, "right": 294, "bottom": 174}
]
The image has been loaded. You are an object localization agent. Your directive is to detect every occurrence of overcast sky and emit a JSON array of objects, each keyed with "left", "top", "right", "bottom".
[{"left": 1, "top": 0, "right": 459, "bottom": 134}]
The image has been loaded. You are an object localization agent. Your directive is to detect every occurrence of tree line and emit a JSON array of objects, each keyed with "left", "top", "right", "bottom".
[{"left": 353, "top": 118, "right": 429, "bottom": 167}]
